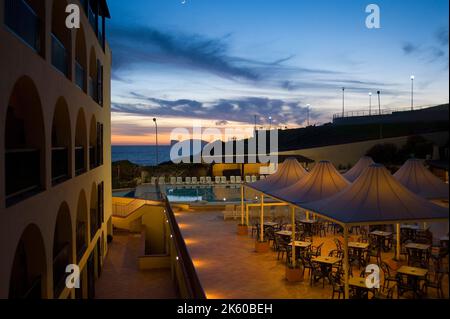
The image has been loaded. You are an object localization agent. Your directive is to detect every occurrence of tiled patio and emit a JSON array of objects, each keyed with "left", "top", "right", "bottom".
[
  {"left": 95, "top": 230, "right": 177, "bottom": 299},
  {"left": 175, "top": 210, "right": 449, "bottom": 299}
]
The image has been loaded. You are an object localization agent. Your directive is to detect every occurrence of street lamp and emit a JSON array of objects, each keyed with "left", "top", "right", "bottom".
[
  {"left": 377, "top": 91, "right": 381, "bottom": 115},
  {"left": 153, "top": 118, "right": 159, "bottom": 166},
  {"left": 306, "top": 104, "right": 311, "bottom": 126},
  {"left": 268, "top": 116, "right": 272, "bottom": 130},
  {"left": 369, "top": 92, "right": 372, "bottom": 115},
  {"left": 410, "top": 75, "right": 415, "bottom": 111}
]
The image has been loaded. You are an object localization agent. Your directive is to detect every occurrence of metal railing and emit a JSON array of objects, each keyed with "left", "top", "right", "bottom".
[
  {"left": 333, "top": 105, "right": 430, "bottom": 120},
  {"left": 5, "top": 0, "right": 41, "bottom": 52},
  {"left": 75, "top": 61, "right": 86, "bottom": 90},
  {"left": 163, "top": 194, "right": 206, "bottom": 299},
  {"left": 112, "top": 199, "right": 147, "bottom": 218},
  {"left": 51, "top": 33, "right": 68, "bottom": 76}
]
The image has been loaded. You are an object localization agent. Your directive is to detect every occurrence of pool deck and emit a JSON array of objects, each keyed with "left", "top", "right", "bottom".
[{"left": 175, "top": 210, "right": 449, "bottom": 299}]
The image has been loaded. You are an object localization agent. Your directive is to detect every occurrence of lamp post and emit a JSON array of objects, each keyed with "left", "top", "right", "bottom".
[
  {"left": 153, "top": 118, "right": 159, "bottom": 166},
  {"left": 377, "top": 91, "right": 381, "bottom": 115},
  {"left": 268, "top": 116, "right": 272, "bottom": 130},
  {"left": 306, "top": 104, "right": 310, "bottom": 126},
  {"left": 342, "top": 87, "right": 345, "bottom": 117},
  {"left": 410, "top": 75, "right": 415, "bottom": 111},
  {"left": 369, "top": 92, "right": 372, "bottom": 115}
]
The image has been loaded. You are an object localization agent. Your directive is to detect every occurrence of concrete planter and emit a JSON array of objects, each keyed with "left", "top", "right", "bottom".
[
  {"left": 237, "top": 224, "right": 248, "bottom": 236},
  {"left": 285, "top": 266, "right": 304, "bottom": 282},
  {"left": 255, "top": 240, "right": 270, "bottom": 253}
]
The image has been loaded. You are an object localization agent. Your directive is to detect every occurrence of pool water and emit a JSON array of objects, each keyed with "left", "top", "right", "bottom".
[{"left": 165, "top": 185, "right": 241, "bottom": 203}]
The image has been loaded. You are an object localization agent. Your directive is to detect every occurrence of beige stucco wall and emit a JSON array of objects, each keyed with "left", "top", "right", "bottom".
[
  {"left": 0, "top": 0, "right": 112, "bottom": 298},
  {"left": 279, "top": 131, "right": 449, "bottom": 168}
]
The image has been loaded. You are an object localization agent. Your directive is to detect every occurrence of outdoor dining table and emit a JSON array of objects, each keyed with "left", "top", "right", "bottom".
[
  {"left": 263, "top": 222, "right": 279, "bottom": 228},
  {"left": 275, "top": 230, "right": 292, "bottom": 238},
  {"left": 289, "top": 241, "right": 312, "bottom": 257},
  {"left": 312, "top": 256, "right": 341, "bottom": 284},
  {"left": 397, "top": 266, "right": 428, "bottom": 299},
  {"left": 298, "top": 219, "right": 317, "bottom": 236},
  {"left": 404, "top": 243, "right": 431, "bottom": 251},
  {"left": 370, "top": 230, "right": 393, "bottom": 252},
  {"left": 348, "top": 242, "right": 369, "bottom": 268},
  {"left": 349, "top": 277, "right": 373, "bottom": 299}
]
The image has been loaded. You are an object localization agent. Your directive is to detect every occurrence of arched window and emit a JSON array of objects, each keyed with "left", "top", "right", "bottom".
[
  {"left": 51, "top": 98, "right": 72, "bottom": 185},
  {"left": 53, "top": 202, "right": 73, "bottom": 297},
  {"left": 4, "top": 76, "right": 46, "bottom": 206},
  {"left": 9, "top": 224, "right": 47, "bottom": 299},
  {"left": 75, "top": 27, "right": 87, "bottom": 92},
  {"left": 89, "top": 115, "right": 97, "bottom": 170},
  {"left": 4, "top": 0, "right": 46, "bottom": 56},
  {"left": 75, "top": 109, "right": 87, "bottom": 176},
  {"left": 51, "top": 0, "right": 72, "bottom": 78},
  {"left": 88, "top": 46, "right": 103, "bottom": 105},
  {"left": 76, "top": 190, "right": 88, "bottom": 262}
]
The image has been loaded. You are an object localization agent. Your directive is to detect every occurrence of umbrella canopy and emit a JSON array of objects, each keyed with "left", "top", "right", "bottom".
[
  {"left": 394, "top": 159, "right": 449, "bottom": 200},
  {"left": 246, "top": 158, "right": 308, "bottom": 193},
  {"left": 269, "top": 160, "right": 349, "bottom": 204},
  {"left": 343, "top": 156, "right": 375, "bottom": 182},
  {"left": 304, "top": 164, "right": 448, "bottom": 225}
]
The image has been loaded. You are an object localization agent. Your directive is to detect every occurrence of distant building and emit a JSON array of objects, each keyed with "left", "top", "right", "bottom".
[{"left": 0, "top": 0, "right": 112, "bottom": 299}]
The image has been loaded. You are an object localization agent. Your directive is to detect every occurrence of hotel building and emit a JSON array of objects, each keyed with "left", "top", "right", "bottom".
[{"left": 0, "top": 0, "right": 112, "bottom": 298}]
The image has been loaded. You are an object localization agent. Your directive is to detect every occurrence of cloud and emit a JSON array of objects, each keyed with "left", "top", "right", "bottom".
[
  {"left": 112, "top": 95, "right": 317, "bottom": 126},
  {"left": 436, "top": 26, "right": 449, "bottom": 46},
  {"left": 402, "top": 43, "right": 420, "bottom": 55}
]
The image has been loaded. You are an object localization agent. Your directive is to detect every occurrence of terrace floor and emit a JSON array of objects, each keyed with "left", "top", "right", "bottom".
[
  {"left": 95, "top": 230, "right": 177, "bottom": 299},
  {"left": 175, "top": 210, "right": 449, "bottom": 299}
]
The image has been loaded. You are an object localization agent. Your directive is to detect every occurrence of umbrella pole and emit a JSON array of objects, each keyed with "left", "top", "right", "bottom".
[
  {"left": 240, "top": 185, "right": 244, "bottom": 225},
  {"left": 260, "top": 194, "right": 264, "bottom": 242},
  {"left": 246, "top": 203, "right": 249, "bottom": 227},
  {"left": 291, "top": 206, "right": 296, "bottom": 267},
  {"left": 396, "top": 223, "right": 401, "bottom": 261},
  {"left": 306, "top": 210, "right": 310, "bottom": 220},
  {"left": 343, "top": 226, "right": 350, "bottom": 299}
]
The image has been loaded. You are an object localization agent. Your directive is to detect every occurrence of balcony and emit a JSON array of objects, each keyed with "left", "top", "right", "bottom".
[
  {"left": 75, "top": 146, "right": 86, "bottom": 176},
  {"left": 5, "top": 149, "right": 41, "bottom": 207},
  {"left": 75, "top": 62, "right": 86, "bottom": 91},
  {"left": 51, "top": 34, "right": 68, "bottom": 77},
  {"left": 52, "top": 147, "right": 69, "bottom": 185},
  {"left": 53, "top": 243, "right": 71, "bottom": 297},
  {"left": 5, "top": 0, "right": 41, "bottom": 53}
]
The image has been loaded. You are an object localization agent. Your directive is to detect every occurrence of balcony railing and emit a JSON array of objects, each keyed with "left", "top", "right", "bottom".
[
  {"left": 51, "top": 33, "right": 68, "bottom": 77},
  {"left": 75, "top": 146, "right": 86, "bottom": 176},
  {"left": 53, "top": 243, "right": 71, "bottom": 297},
  {"left": 75, "top": 61, "right": 86, "bottom": 90},
  {"left": 88, "top": 77, "right": 98, "bottom": 101},
  {"left": 5, "top": 0, "right": 41, "bottom": 52},
  {"left": 52, "top": 147, "right": 69, "bottom": 185},
  {"left": 76, "top": 221, "right": 87, "bottom": 263},
  {"left": 5, "top": 149, "right": 41, "bottom": 206}
]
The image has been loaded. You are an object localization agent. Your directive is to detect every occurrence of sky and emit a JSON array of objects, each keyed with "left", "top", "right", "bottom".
[{"left": 108, "top": 0, "right": 449, "bottom": 145}]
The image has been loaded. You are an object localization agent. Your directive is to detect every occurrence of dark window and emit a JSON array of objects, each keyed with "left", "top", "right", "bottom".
[
  {"left": 4, "top": 0, "right": 41, "bottom": 52},
  {"left": 51, "top": 34, "right": 68, "bottom": 76}
]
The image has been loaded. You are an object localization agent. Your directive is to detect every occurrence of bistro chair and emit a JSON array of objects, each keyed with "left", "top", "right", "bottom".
[
  {"left": 380, "top": 262, "right": 397, "bottom": 292},
  {"left": 372, "top": 285, "right": 395, "bottom": 299},
  {"left": 329, "top": 274, "right": 345, "bottom": 299},
  {"left": 424, "top": 271, "right": 446, "bottom": 299},
  {"left": 310, "top": 243, "right": 324, "bottom": 258}
]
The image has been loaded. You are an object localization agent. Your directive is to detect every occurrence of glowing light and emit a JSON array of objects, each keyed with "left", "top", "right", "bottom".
[{"left": 184, "top": 238, "right": 198, "bottom": 245}]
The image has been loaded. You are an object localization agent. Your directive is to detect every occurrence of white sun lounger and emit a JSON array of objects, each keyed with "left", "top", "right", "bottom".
[
  {"left": 170, "top": 177, "right": 176, "bottom": 185},
  {"left": 158, "top": 177, "right": 166, "bottom": 185},
  {"left": 260, "top": 175, "right": 266, "bottom": 180},
  {"left": 236, "top": 176, "right": 242, "bottom": 183},
  {"left": 191, "top": 177, "right": 198, "bottom": 184},
  {"left": 199, "top": 176, "right": 206, "bottom": 184},
  {"left": 150, "top": 177, "right": 157, "bottom": 185},
  {"left": 176, "top": 177, "right": 183, "bottom": 184},
  {"left": 251, "top": 175, "right": 257, "bottom": 182},
  {"left": 206, "top": 177, "right": 212, "bottom": 184},
  {"left": 245, "top": 176, "right": 251, "bottom": 183},
  {"left": 230, "top": 176, "right": 236, "bottom": 184},
  {"left": 185, "top": 177, "right": 192, "bottom": 184},
  {"left": 215, "top": 176, "right": 221, "bottom": 184},
  {"left": 221, "top": 176, "right": 227, "bottom": 184}
]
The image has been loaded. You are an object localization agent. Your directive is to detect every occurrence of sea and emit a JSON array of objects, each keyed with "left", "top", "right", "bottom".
[{"left": 112, "top": 145, "right": 172, "bottom": 166}]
